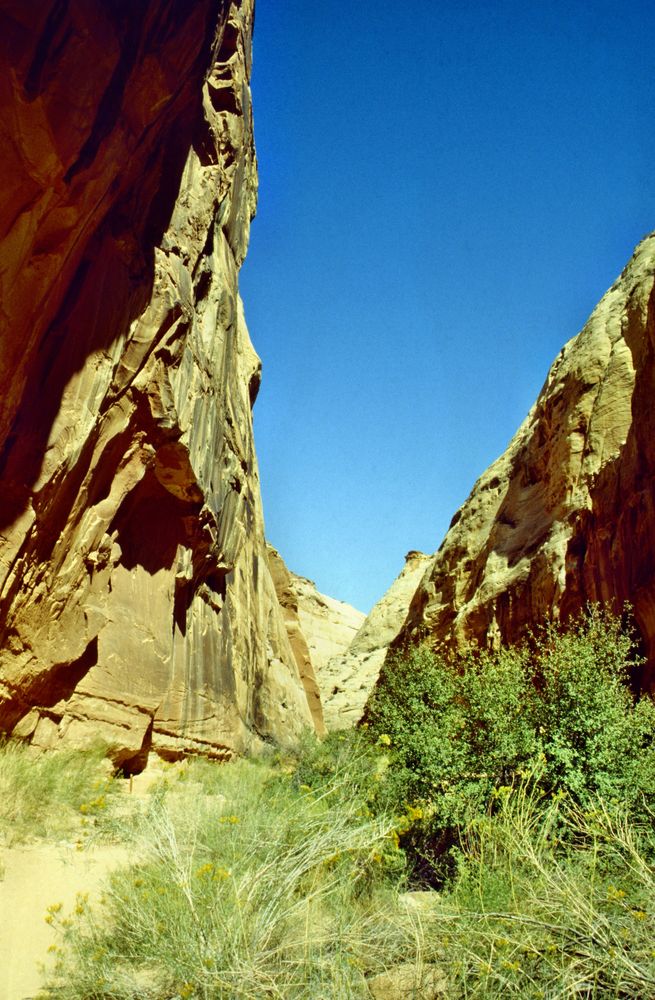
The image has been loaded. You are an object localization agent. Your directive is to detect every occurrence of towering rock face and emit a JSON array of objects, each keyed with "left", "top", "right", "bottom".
[
  {"left": 394, "top": 234, "right": 655, "bottom": 683},
  {"left": 0, "top": 0, "right": 314, "bottom": 766}
]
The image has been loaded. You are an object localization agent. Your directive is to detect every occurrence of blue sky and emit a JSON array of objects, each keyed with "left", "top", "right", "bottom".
[{"left": 240, "top": 0, "right": 655, "bottom": 613}]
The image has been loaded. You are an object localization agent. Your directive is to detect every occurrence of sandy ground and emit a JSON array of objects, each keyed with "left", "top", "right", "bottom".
[
  {"left": 0, "top": 838, "right": 132, "bottom": 1000},
  {"left": 0, "top": 761, "right": 182, "bottom": 999}
]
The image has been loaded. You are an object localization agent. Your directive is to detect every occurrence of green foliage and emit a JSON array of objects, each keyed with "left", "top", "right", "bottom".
[
  {"left": 363, "top": 607, "right": 655, "bottom": 876},
  {"left": 42, "top": 757, "right": 419, "bottom": 999},
  {"left": 431, "top": 782, "right": 655, "bottom": 998},
  {"left": 290, "top": 727, "right": 387, "bottom": 805},
  {"left": 0, "top": 738, "right": 118, "bottom": 844},
  {"left": 530, "top": 611, "right": 655, "bottom": 808}
]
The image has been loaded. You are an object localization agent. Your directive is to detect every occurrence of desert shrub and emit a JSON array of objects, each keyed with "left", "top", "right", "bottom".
[
  {"left": 529, "top": 610, "right": 655, "bottom": 810},
  {"left": 42, "top": 758, "right": 420, "bottom": 999},
  {"left": 290, "top": 727, "right": 387, "bottom": 805},
  {"left": 363, "top": 607, "right": 655, "bottom": 878},
  {"left": 430, "top": 782, "right": 655, "bottom": 998},
  {"left": 0, "top": 738, "right": 118, "bottom": 844}
]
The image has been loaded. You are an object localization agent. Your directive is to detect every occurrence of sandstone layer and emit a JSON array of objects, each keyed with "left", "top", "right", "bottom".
[
  {"left": 266, "top": 544, "right": 365, "bottom": 736},
  {"left": 0, "top": 0, "right": 314, "bottom": 766},
  {"left": 287, "top": 562, "right": 365, "bottom": 677},
  {"left": 320, "top": 551, "right": 430, "bottom": 729},
  {"left": 393, "top": 233, "right": 655, "bottom": 683}
]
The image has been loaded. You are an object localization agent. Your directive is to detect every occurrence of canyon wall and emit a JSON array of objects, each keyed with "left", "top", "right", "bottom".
[
  {"left": 0, "top": 0, "right": 314, "bottom": 767},
  {"left": 331, "top": 235, "right": 655, "bottom": 726},
  {"left": 266, "top": 544, "right": 366, "bottom": 736},
  {"left": 321, "top": 551, "right": 429, "bottom": 729},
  {"left": 393, "top": 233, "right": 655, "bottom": 682}
]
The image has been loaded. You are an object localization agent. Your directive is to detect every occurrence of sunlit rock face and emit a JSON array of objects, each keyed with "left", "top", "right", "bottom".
[
  {"left": 0, "top": 0, "right": 314, "bottom": 767},
  {"left": 266, "top": 544, "right": 366, "bottom": 736},
  {"left": 393, "top": 234, "right": 655, "bottom": 684},
  {"left": 320, "top": 551, "right": 431, "bottom": 729},
  {"left": 266, "top": 546, "right": 327, "bottom": 738}
]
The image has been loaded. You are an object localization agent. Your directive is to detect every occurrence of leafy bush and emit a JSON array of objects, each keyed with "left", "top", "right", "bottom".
[
  {"left": 363, "top": 607, "right": 655, "bottom": 878},
  {"left": 529, "top": 611, "right": 655, "bottom": 809}
]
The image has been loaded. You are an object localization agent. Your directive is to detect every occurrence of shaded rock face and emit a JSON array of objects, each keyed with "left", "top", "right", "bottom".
[
  {"left": 320, "top": 551, "right": 430, "bottom": 729},
  {"left": 0, "top": 0, "right": 314, "bottom": 766},
  {"left": 265, "top": 546, "right": 327, "bottom": 737},
  {"left": 266, "top": 544, "right": 366, "bottom": 737},
  {"left": 394, "top": 234, "right": 655, "bottom": 683}
]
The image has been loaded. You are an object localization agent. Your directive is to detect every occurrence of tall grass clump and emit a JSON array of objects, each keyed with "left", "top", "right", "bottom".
[
  {"left": 0, "top": 738, "right": 117, "bottom": 844},
  {"left": 430, "top": 782, "right": 655, "bottom": 997},
  {"left": 42, "top": 757, "right": 422, "bottom": 999}
]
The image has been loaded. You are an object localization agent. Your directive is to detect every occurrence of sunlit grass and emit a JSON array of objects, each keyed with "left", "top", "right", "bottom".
[
  {"left": 42, "top": 757, "right": 422, "bottom": 999},
  {"left": 0, "top": 738, "right": 119, "bottom": 845}
]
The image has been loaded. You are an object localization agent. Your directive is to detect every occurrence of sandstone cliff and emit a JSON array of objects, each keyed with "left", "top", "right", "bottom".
[
  {"left": 0, "top": 0, "right": 314, "bottom": 766},
  {"left": 266, "top": 544, "right": 365, "bottom": 736},
  {"left": 320, "top": 551, "right": 430, "bottom": 729},
  {"left": 393, "top": 233, "right": 655, "bottom": 682},
  {"left": 287, "top": 564, "right": 365, "bottom": 678}
]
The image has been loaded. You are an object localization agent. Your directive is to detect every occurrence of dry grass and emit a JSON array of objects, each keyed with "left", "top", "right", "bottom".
[
  {"left": 429, "top": 783, "right": 655, "bottom": 998},
  {"left": 41, "top": 757, "right": 424, "bottom": 999},
  {"left": 0, "top": 739, "right": 118, "bottom": 846}
]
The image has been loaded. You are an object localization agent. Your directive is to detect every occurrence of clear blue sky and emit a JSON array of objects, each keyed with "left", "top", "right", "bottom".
[{"left": 240, "top": 0, "right": 655, "bottom": 613}]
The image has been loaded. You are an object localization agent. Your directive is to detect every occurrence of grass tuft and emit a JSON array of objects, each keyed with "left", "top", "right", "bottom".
[
  {"left": 0, "top": 738, "right": 118, "bottom": 845},
  {"left": 42, "top": 757, "right": 420, "bottom": 999}
]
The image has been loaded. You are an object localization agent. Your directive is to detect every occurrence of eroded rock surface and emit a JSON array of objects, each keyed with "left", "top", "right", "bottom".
[
  {"left": 393, "top": 234, "right": 655, "bottom": 682},
  {"left": 266, "top": 544, "right": 365, "bottom": 736},
  {"left": 320, "top": 551, "right": 431, "bottom": 729},
  {"left": 288, "top": 564, "right": 365, "bottom": 676},
  {"left": 266, "top": 545, "right": 327, "bottom": 737},
  {"left": 0, "top": 0, "right": 314, "bottom": 766}
]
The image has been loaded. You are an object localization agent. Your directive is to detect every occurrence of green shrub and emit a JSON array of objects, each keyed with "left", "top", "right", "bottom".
[
  {"left": 363, "top": 607, "right": 655, "bottom": 878},
  {"left": 529, "top": 610, "right": 655, "bottom": 809}
]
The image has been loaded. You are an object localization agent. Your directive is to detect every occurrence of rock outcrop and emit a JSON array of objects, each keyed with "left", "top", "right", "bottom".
[
  {"left": 287, "top": 564, "right": 365, "bottom": 678},
  {"left": 393, "top": 233, "right": 655, "bottom": 683},
  {"left": 266, "top": 544, "right": 365, "bottom": 736},
  {"left": 265, "top": 546, "right": 327, "bottom": 737},
  {"left": 0, "top": 0, "right": 314, "bottom": 766},
  {"left": 320, "top": 551, "right": 430, "bottom": 729}
]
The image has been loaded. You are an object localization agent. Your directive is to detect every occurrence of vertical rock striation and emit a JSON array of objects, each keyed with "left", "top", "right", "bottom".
[
  {"left": 266, "top": 544, "right": 366, "bottom": 736},
  {"left": 266, "top": 545, "right": 327, "bottom": 737},
  {"left": 0, "top": 0, "right": 314, "bottom": 766}
]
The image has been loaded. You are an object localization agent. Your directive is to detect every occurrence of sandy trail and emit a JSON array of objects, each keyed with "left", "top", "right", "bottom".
[{"left": 0, "top": 840, "right": 132, "bottom": 1000}]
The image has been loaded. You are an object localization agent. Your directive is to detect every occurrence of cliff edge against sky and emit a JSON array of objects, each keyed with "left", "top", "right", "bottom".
[
  {"left": 396, "top": 233, "right": 655, "bottom": 677},
  {"left": 0, "top": 0, "right": 316, "bottom": 766}
]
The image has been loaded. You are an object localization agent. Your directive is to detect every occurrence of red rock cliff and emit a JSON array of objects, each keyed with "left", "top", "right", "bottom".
[{"left": 0, "top": 0, "right": 315, "bottom": 766}]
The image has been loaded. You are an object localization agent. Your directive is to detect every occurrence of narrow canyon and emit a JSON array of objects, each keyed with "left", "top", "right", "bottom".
[{"left": 1, "top": 0, "right": 654, "bottom": 763}]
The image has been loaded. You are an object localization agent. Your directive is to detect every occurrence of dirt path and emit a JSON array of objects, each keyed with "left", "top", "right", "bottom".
[{"left": 0, "top": 841, "right": 131, "bottom": 1000}]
